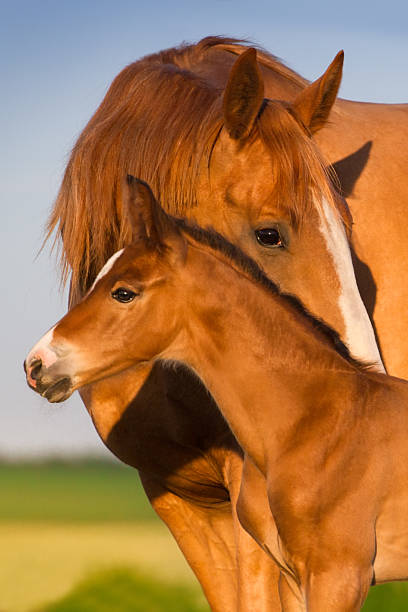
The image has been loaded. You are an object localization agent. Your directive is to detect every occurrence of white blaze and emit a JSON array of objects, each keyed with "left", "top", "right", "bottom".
[
  {"left": 26, "top": 249, "right": 126, "bottom": 375},
  {"left": 318, "top": 199, "right": 384, "bottom": 371},
  {"left": 89, "top": 249, "right": 124, "bottom": 292}
]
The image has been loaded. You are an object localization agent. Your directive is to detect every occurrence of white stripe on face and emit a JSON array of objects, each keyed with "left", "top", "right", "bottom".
[
  {"left": 90, "top": 249, "right": 124, "bottom": 292},
  {"left": 318, "top": 199, "right": 385, "bottom": 371}
]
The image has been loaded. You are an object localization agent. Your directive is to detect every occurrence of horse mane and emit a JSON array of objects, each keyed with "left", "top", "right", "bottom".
[
  {"left": 46, "top": 36, "right": 333, "bottom": 296},
  {"left": 175, "top": 219, "right": 371, "bottom": 372},
  {"left": 194, "top": 36, "right": 307, "bottom": 89}
]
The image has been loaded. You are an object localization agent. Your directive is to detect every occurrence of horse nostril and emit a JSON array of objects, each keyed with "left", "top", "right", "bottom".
[{"left": 30, "top": 358, "right": 43, "bottom": 381}]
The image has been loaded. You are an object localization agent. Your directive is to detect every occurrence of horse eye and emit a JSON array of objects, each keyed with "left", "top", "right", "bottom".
[
  {"left": 255, "top": 228, "right": 283, "bottom": 248},
  {"left": 111, "top": 287, "right": 137, "bottom": 303}
]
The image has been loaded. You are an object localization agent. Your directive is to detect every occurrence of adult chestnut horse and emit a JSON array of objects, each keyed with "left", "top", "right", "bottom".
[
  {"left": 45, "top": 42, "right": 384, "bottom": 609},
  {"left": 27, "top": 179, "right": 408, "bottom": 611}
]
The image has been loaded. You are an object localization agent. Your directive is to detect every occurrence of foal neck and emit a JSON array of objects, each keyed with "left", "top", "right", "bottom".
[{"left": 166, "top": 234, "right": 368, "bottom": 472}]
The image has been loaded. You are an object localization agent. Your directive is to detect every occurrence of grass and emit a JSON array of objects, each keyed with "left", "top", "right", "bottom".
[
  {"left": 364, "top": 583, "right": 408, "bottom": 611},
  {"left": 0, "top": 460, "right": 205, "bottom": 611},
  {"left": 41, "top": 568, "right": 208, "bottom": 612},
  {"left": 0, "top": 459, "right": 156, "bottom": 522},
  {"left": 0, "top": 522, "right": 200, "bottom": 611}
]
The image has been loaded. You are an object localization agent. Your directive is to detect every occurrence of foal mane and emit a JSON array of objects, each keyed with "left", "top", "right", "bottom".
[
  {"left": 47, "top": 36, "right": 334, "bottom": 297},
  {"left": 176, "top": 220, "right": 370, "bottom": 372}
]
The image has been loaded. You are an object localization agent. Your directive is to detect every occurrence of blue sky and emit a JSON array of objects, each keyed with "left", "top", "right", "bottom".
[{"left": 3, "top": 0, "right": 408, "bottom": 457}]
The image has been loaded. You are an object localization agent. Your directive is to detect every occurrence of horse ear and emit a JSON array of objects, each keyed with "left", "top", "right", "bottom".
[
  {"left": 291, "top": 51, "right": 344, "bottom": 134},
  {"left": 223, "top": 48, "right": 265, "bottom": 140},
  {"left": 123, "top": 175, "right": 172, "bottom": 246}
]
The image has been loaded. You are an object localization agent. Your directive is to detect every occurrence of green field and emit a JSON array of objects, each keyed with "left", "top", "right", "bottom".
[
  {"left": 0, "top": 459, "right": 156, "bottom": 523},
  {"left": 0, "top": 460, "right": 406, "bottom": 611},
  {"left": 0, "top": 460, "right": 207, "bottom": 611},
  {"left": 41, "top": 568, "right": 208, "bottom": 612}
]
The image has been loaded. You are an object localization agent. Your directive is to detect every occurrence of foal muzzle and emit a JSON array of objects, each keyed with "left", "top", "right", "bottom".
[{"left": 24, "top": 356, "right": 74, "bottom": 403}]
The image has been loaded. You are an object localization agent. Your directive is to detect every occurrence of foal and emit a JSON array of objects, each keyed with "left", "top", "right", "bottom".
[{"left": 25, "top": 178, "right": 408, "bottom": 611}]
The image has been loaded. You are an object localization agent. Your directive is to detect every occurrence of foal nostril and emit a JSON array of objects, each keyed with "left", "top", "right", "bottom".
[{"left": 29, "top": 358, "right": 43, "bottom": 381}]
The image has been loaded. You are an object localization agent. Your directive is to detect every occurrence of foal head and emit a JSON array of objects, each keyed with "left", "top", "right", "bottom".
[{"left": 25, "top": 178, "right": 195, "bottom": 402}]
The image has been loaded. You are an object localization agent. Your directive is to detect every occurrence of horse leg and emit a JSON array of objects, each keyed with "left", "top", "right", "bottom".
[
  {"left": 228, "top": 454, "right": 281, "bottom": 611},
  {"left": 233, "top": 516, "right": 281, "bottom": 611},
  {"left": 139, "top": 471, "right": 239, "bottom": 612},
  {"left": 278, "top": 565, "right": 372, "bottom": 612},
  {"left": 278, "top": 572, "right": 306, "bottom": 612},
  {"left": 303, "top": 566, "right": 372, "bottom": 612}
]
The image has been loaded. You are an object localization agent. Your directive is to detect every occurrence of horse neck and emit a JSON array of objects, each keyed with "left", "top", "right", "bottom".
[{"left": 166, "top": 241, "right": 364, "bottom": 473}]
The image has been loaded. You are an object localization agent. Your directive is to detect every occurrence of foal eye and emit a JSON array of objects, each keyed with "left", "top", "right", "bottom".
[
  {"left": 255, "top": 228, "right": 283, "bottom": 248},
  {"left": 111, "top": 287, "right": 137, "bottom": 303}
]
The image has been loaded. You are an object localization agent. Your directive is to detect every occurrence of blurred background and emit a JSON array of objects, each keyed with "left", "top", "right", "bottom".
[{"left": 3, "top": 0, "right": 408, "bottom": 609}]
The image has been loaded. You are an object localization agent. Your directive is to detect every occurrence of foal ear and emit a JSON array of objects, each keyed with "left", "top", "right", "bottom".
[
  {"left": 123, "top": 175, "right": 173, "bottom": 247},
  {"left": 291, "top": 51, "right": 344, "bottom": 134},
  {"left": 223, "top": 48, "right": 265, "bottom": 140}
]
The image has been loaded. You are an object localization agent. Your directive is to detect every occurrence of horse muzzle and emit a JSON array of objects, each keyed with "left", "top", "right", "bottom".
[{"left": 24, "top": 356, "right": 74, "bottom": 403}]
